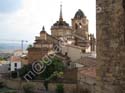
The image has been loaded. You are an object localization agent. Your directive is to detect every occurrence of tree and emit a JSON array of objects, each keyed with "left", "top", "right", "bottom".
[
  {"left": 18, "top": 57, "right": 64, "bottom": 80},
  {"left": 0, "top": 81, "right": 4, "bottom": 88},
  {"left": 18, "top": 64, "right": 32, "bottom": 80},
  {"left": 11, "top": 71, "right": 18, "bottom": 78},
  {"left": 0, "top": 57, "right": 4, "bottom": 61},
  {"left": 37, "top": 57, "right": 64, "bottom": 80},
  {"left": 40, "top": 57, "right": 64, "bottom": 92},
  {"left": 26, "top": 44, "right": 33, "bottom": 50}
]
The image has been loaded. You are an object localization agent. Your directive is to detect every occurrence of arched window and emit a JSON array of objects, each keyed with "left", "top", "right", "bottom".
[
  {"left": 75, "top": 23, "right": 78, "bottom": 30},
  {"left": 79, "top": 23, "right": 82, "bottom": 28}
]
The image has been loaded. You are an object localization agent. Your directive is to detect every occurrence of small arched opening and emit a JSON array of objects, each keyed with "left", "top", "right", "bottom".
[
  {"left": 79, "top": 23, "right": 82, "bottom": 28},
  {"left": 75, "top": 23, "right": 78, "bottom": 30}
]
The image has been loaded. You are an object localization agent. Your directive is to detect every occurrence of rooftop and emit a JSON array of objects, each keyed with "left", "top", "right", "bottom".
[{"left": 10, "top": 56, "right": 21, "bottom": 62}]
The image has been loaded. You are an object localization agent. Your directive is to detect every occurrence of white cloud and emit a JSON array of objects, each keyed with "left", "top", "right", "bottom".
[{"left": 0, "top": 0, "right": 96, "bottom": 43}]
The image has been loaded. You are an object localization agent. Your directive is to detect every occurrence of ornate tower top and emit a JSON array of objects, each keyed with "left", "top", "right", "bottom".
[
  {"left": 51, "top": 3, "right": 69, "bottom": 28},
  {"left": 74, "top": 9, "right": 85, "bottom": 19},
  {"left": 42, "top": 26, "right": 45, "bottom": 31},
  {"left": 40, "top": 26, "right": 46, "bottom": 34},
  {"left": 59, "top": 3, "right": 63, "bottom": 21}
]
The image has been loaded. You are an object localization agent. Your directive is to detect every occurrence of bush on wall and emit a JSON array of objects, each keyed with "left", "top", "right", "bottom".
[
  {"left": 56, "top": 83, "right": 64, "bottom": 93},
  {"left": 23, "top": 83, "right": 35, "bottom": 93}
]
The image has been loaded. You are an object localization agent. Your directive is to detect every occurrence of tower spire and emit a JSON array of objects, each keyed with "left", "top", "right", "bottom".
[
  {"left": 42, "top": 26, "right": 45, "bottom": 31},
  {"left": 59, "top": 2, "right": 63, "bottom": 21}
]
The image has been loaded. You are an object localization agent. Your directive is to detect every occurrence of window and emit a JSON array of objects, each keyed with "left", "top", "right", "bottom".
[
  {"left": 75, "top": 23, "right": 78, "bottom": 30},
  {"left": 79, "top": 23, "right": 82, "bottom": 28},
  {"left": 8, "top": 67, "right": 10, "bottom": 71},
  {"left": 79, "top": 25, "right": 82, "bottom": 28},
  {"left": 82, "top": 49, "right": 86, "bottom": 53},
  {"left": 14, "top": 63, "right": 17, "bottom": 67},
  {"left": 65, "top": 52, "right": 68, "bottom": 56},
  {"left": 15, "top": 68, "right": 17, "bottom": 71}
]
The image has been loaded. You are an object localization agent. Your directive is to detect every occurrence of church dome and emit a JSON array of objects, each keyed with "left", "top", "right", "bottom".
[
  {"left": 74, "top": 9, "right": 85, "bottom": 19},
  {"left": 53, "top": 20, "right": 69, "bottom": 27}
]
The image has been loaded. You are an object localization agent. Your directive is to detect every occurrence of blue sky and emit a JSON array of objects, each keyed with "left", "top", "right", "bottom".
[
  {"left": 0, "top": 0, "right": 22, "bottom": 13},
  {"left": 0, "top": 0, "right": 96, "bottom": 44}
]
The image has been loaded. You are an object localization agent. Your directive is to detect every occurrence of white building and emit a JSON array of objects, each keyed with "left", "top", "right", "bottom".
[
  {"left": 8, "top": 49, "right": 27, "bottom": 71},
  {"left": 9, "top": 56, "right": 22, "bottom": 71},
  {"left": 61, "top": 45, "right": 83, "bottom": 62},
  {"left": 13, "top": 50, "right": 23, "bottom": 56},
  {"left": 10, "top": 62, "right": 21, "bottom": 71},
  {"left": 60, "top": 44, "right": 96, "bottom": 62}
]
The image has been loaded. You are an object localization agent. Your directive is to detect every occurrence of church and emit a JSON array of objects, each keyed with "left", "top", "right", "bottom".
[{"left": 27, "top": 4, "right": 95, "bottom": 63}]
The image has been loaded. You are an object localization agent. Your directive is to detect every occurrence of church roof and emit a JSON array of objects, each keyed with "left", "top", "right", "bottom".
[{"left": 74, "top": 9, "right": 85, "bottom": 19}]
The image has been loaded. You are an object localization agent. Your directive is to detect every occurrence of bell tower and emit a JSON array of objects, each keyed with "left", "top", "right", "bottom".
[{"left": 72, "top": 9, "right": 89, "bottom": 40}]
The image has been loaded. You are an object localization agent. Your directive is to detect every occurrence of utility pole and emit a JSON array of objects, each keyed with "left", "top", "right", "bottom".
[
  {"left": 21, "top": 40, "right": 28, "bottom": 53},
  {"left": 0, "top": 39, "right": 28, "bottom": 51}
]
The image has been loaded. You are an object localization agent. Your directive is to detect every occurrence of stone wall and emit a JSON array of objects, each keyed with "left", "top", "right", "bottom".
[
  {"left": 96, "top": 0, "right": 125, "bottom": 93},
  {"left": 63, "top": 68, "right": 78, "bottom": 82},
  {"left": 4, "top": 79, "right": 77, "bottom": 93},
  {"left": 78, "top": 74, "right": 96, "bottom": 93}
]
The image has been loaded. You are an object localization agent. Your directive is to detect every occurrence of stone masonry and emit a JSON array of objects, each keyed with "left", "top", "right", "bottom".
[{"left": 96, "top": 0, "right": 125, "bottom": 93}]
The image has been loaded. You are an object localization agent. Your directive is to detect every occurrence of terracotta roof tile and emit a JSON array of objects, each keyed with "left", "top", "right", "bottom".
[{"left": 10, "top": 56, "right": 21, "bottom": 62}]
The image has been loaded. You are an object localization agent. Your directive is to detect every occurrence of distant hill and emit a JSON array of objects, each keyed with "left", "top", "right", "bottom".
[{"left": 0, "top": 43, "right": 28, "bottom": 53}]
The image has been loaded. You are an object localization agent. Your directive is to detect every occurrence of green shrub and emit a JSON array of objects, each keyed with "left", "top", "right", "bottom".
[
  {"left": 23, "top": 83, "right": 35, "bottom": 93},
  {"left": 0, "top": 81, "right": 4, "bottom": 88},
  {"left": 11, "top": 71, "right": 17, "bottom": 78},
  {"left": 56, "top": 83, "right": 64, "bottom": 93},
  {"left": 4, "top": 90, "right": 17, "bottom": 93}
]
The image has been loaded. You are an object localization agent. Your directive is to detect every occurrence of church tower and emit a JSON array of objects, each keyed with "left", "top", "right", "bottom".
[
  {"left": 96, "top": 0, "right": 125, "bottom": 93},
  {"left": 51, "top": 4, "right": 72, "bottom": 39},
  {"left": 72, "top": 9, "right": 89, "bottom": 40},
  {"left": 71, "top": 9, "right": 90, "bottom": 48}
]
